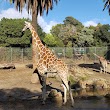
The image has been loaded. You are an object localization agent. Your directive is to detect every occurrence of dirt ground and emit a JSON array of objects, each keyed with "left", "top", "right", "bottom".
[
  {"left": 0, "top": 63, "right": 42, "bottom": 91},
  {"left": 0, "top": 61, "right": 110, "bottom": 100},
  {"left": 0, "top": 62, "right": 110, "bottom": 110},
  {"left": 0, "top": 63, "right": 64, "bottom": 101}
]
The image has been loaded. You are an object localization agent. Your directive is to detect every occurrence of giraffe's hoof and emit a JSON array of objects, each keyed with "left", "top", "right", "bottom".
[
  {"left": 42, "top": 101, "right": 45, "bottom": 105},
  {"left": 71, "top": 103, "right": 74, "bottom": 107},
  {"left": 62, "top": 102, "right": 66, "bottom": 105}
]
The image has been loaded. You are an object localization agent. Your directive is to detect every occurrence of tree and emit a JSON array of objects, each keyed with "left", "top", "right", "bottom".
[
  {"left": 76, "top": 27, "right": 94, "bottom": 47},
  {"left": 51, "top": 24, "right": 77, "bottom": 47},
  {"left": 0, "top": 18, "right": 45, "bottom": 47},
  {"left": 9, "top": 1, "right": 59, "bottom": 79},
  {"left": 63, "top": 16, "right": 84, "bottom": 32},
  {"left": 58, "top": 24, "right": 77, "bottom": 47},
  {"left": 51, "top": 24, "right": 62, "bottom": 37},
  {"left": 44, "top": 34, "right": 56, "bottom": 47},
  {"left": 9, "top": 0, "right": 59, "bottom": 31},
  {"left": 94, "top": 24, "right": 110, "bottom": 46},
  {"left": 103, "top": 0, "right": 110, "bottom": 15},
  {"left": 44, "top": 33, "right": 64, "bottom": 47}
]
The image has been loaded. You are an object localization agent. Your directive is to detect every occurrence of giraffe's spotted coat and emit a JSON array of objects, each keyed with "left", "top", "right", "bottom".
[{"left": 22, "top": 21, "right": 74, "bottom": 106}]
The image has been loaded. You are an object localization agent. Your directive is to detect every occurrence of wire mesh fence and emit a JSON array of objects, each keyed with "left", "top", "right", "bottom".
[
  {"left": 0, "top": 47, "right": 109, "bottom": 64},
  {"left": 0, "top": 47, "right": 32, "bottom": 63}
]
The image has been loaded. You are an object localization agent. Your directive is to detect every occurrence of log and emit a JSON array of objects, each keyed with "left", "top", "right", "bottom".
[{"left": 0, "top": 63, "right": 15, "bottom": 69}]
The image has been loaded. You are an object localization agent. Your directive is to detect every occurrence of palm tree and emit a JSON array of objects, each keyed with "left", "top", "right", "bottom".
[
  {"left": 103, "top": 0, "right": 110, "bottom": 15},
  {"left": 10, "top": 0, "right": 59, "bottom": 31},
  {"left": 9, "top": 0, "right": 59, "bottom": 83}
]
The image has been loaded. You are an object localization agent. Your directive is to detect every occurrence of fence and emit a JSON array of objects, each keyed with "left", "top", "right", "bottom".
[
  {"left": 0, "top": 47, "right": 32, "bottom": 63},
  {"left": 0, "top": 47, "right": 109, "bottom": 64}
]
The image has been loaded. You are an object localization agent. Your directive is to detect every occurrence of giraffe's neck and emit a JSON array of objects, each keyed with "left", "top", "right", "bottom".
[
  {"left": 30, "top": 27, "right": 45, "bottom": 52},
  {"left": 29, "top": 26, "right": 45, "bottom": 68}
]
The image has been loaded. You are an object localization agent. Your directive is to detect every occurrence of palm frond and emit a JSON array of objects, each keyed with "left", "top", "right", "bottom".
[
  {"left": 9, "top": 0, "right": 59, "bottom": 16},
  {"left": 103, "top": 0, "right": 110, "bottom": 15}
]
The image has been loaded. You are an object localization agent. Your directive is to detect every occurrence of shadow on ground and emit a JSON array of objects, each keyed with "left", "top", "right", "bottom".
[
  {"left": 0, "top": 88, "right": 110, "bottom": 110},
  {"left": 0, "top": 87, "right": 72, "bottom": 110},
  {"left": 78, "top": 63, "right": 101, "bottom": 72}
]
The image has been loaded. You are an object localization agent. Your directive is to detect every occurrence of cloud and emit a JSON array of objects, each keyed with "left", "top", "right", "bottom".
[
  {"left": 0, "top": 8, "right": 31, "bottom": 20},
  {"left": 83, "top": 20, "right": 98, "bottom": 27},
  {"left": 0, "top": 8, "right": 58, "bottom": 33},
  {"left": 37, "top": 15, "right": 58, "bottom": 33}
]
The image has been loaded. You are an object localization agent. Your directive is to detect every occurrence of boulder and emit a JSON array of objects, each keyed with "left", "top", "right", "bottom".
[
  {"left": 25, "top": 64, "right": 33, "bottom": 69},
  {"left": 77, "top": 78, "right": 108, "bottom": 90},
  {"left": 105, "top": 94, "right": 110, "bottom": 98},
  {"left": 78, "top": 80, "right": 94, "bottom": 89},
  {"left": 93, "top": 79, "right": 108, "bottom": 89},
  {"left": 48, "top": 89, "right": 62, "bottom": 102}
]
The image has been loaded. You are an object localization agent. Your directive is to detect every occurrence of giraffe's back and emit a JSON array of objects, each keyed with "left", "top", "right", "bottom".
[{"left": 37, "top": 47, "right": 69, "bottom": 77}]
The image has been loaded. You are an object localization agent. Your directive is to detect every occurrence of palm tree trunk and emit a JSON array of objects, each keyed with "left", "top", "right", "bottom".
[
  {"left": 32, "top": 5, "right": 37, "bottom": 32},
  {"left": 32, "top": 4, "right": 37, "bottom": 68},
  {"left": 31, "top": 5, "right": 40, "bottom": 84}
]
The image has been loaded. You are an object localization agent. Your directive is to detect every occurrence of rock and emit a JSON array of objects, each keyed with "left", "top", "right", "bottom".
[
  {"left": 78, "top": 80, "right": 86, "bottom": 89},
  {"left": 48, "top": 89, "right": 62, "bottom": 102},
  {"left": 25, "top": 64, "right": 33, "bottom": 69},
  {"left": 77, "top": 78, "right": 108, "bottom": 90},
  {"left": 93, "top": 79, "right": 108, "bottom": 89},
  {"left": 78, "top": 80, "right": 94, "bottom": 89},
  {"left": 105, "top": 94, "right": 110, "bottom": 98},
  {"left": 48, "top": 89, "right": 58, "bottom": 97}
]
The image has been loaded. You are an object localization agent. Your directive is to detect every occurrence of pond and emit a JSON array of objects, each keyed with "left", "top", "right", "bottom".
[{"left": 0, "top": 89, "right": 110, "bottom": 110}]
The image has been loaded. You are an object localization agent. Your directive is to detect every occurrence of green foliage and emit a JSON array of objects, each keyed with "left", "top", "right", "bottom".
[
  {"left": 51, "top": 23, "right": 77, "bottom": 47},
  {"left": 63, "top": 16, "right": 84, "bottom": 31},
  {"left": 37, "top": 23, "right": 46, "bottom": 41},
  {"left": 69, "top": 75, "right": 76, "bottom": 85},
  {"left": 0, "top": 18, "right": 27, "bottom": 47},
  {"left": 44, "top": 34, "right": 64, "bottom": 47},
  {"left": 76, "top": 27, "right": 94, "bottom": 47},
  {"left": 50, "top": 24, "right": 62, "bottom": 37},
  {"left": 94, "top": 24, "right": 110, "bottom": 46},
  {"left": 44, "top": 34, "right": 56, "bottom": 47},
  {"left": 0, "top": 18, "right": 45, "bottom": 47},
  {"left": 1, "top": 16, "right": 110, "bottom": 48}
]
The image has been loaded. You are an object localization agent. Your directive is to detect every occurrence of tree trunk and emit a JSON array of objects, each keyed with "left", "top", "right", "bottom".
[
  {"left": 32, "top": 4, "right": 37, "bottom": 68},
  {"left": 31, "top": 5, "right": 40, "bottom": 84},
  {"left": 32, "top": 6, "right": 37, "bottom": 32}
]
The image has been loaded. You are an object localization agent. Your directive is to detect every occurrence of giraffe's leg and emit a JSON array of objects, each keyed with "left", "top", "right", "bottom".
[
  {"left": 103, "top": 65, "right": 106, "bottom": 74},
  {"left": 105, "top": 63, "right": 107, "bottom": 74},
  {"left": 68, "top": 81, "right": 74, "bottom": 107},
  {"left": 61, "top": 84, "right": 67, "bottom": 105},
  {"left": 104, "top": 66, "right": 105, "bottom": 74},
  {"left": 100, "top": 67, "right": 102, "bottom": 73},
  {"left": 33, "top": 68, "right": 43, "bottom": 86},
  {"left": 42, "top": 75, "right": 47, "bottom": 105},
  {"left": 106, "top": 66, "right": 107, "bottom": 73}
]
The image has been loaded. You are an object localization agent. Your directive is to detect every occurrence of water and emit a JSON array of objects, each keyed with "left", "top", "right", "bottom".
[
  {"left": 0, "top": 98, "right": 110, "bottom": 110},
  {"left": 0, "top": 89, "right": 110, "bottom": 110}
]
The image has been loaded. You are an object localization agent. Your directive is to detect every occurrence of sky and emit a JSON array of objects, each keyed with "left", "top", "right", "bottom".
[{"left": 0, "top": 0, "right": 110, "bottom": 33}]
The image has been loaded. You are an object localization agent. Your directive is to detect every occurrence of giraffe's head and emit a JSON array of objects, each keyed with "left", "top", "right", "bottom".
[{"left": 22, "top": 21, "right": 32, "bottom": 32}]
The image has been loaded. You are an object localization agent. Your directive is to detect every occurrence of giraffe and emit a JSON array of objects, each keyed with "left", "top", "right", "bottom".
[
  {"left": 22, "top": 21, "right": 74, "bottom": 106},
  {"left": 93, "top": 53, "right": 108, "bottom": 74}
]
